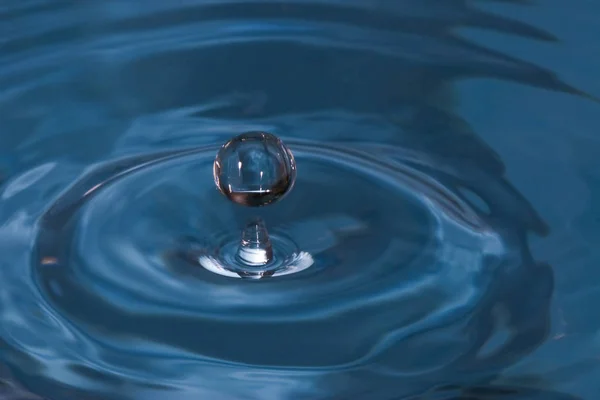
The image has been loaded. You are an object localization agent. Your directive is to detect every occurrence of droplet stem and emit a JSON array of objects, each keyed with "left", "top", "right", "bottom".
[{"left": 236, "top": 217, "right": 273, "bottom": 266}]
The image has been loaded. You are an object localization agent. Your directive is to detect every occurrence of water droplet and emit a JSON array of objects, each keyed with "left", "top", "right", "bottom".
[{"left": 213, "top": 131, "right": 296, "bottom": 207}]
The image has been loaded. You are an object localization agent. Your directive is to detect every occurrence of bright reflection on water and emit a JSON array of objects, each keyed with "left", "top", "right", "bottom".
[{"left": 0, "top": 1, "right": 599, "bottom": 399}]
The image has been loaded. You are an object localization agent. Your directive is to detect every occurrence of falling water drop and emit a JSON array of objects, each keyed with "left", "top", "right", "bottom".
[
  {"left": 213, "top": 131, "right": 296, "bottom": 207},
  {"left": 193, "top": 132, "right": 311, "bottom": 279}
]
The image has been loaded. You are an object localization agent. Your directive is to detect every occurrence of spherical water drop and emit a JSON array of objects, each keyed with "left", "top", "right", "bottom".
[{"left": 213, "top": 132, "right": 296, "bottom": 207}]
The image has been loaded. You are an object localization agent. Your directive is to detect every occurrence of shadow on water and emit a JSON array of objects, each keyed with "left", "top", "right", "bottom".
[{"left": 0, "top": 0, "right": 592, "bottom": 399}]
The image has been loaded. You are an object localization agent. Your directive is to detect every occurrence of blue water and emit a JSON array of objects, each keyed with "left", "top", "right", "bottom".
[{"left": 1, "top": 1, "right": 599, "bottom": 399}]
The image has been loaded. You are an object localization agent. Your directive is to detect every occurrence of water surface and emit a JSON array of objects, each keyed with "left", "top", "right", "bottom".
[{"left": 0, "top": 1, "right": 599, "bottom": 399}]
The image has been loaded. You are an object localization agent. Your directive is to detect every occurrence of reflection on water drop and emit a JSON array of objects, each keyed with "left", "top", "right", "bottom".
[{"left": 213, "top": 131, "right": 296, "bottom": 207}]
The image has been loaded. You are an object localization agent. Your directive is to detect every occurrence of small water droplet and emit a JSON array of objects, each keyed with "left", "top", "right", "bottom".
[{"left": 213, "top": 131, "right": 296, "bottom": 207}]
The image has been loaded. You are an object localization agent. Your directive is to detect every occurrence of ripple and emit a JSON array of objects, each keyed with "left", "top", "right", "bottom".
[
  {"left": 0, "top": 116, "right": 556, "bottom": 398},
  {"left": 7, "top": 133, "right": 530, "bottom": 398}
]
